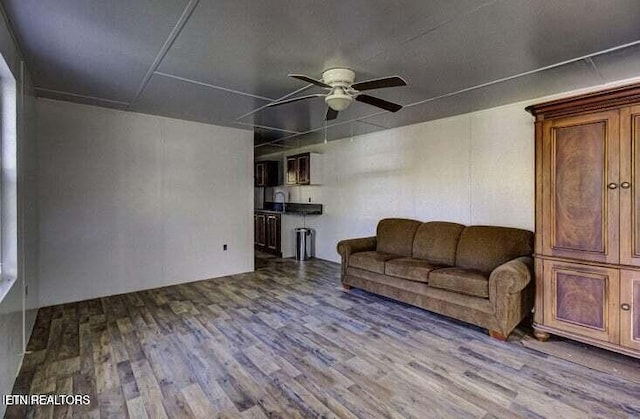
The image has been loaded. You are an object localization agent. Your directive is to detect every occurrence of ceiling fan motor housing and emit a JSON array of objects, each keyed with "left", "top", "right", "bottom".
[
  {"left": 322, "top": 68, "right": 355, "bottom": 87},
  {"left": 323, "top": 68, "right": 356, "bottom": 111}
]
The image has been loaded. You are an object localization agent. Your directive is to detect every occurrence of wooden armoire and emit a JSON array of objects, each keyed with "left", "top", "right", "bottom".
[{"left": 527, "top": 83, "right": 640, "bottom": 359}]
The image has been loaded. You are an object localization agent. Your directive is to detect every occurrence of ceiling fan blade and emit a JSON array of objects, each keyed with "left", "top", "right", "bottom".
[
  {"left": 289, "top": 74, "right": 331, "bottom": 89},
  {"left": 356, "top": 94, "right": 403, "bottom": 112},
  {"left": 326, "top": 108, "right": 338, "bottom": 121},
  {"left": 351, "top": 76, "right": 407, "bottom": 91},
  {"left": 265, "top": 94, "right": 325, "bottom": 108}
]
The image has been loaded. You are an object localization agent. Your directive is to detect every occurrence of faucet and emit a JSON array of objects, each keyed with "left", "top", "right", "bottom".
[{"left": 274, "top": 191, "right": 287, "bottom": 213}]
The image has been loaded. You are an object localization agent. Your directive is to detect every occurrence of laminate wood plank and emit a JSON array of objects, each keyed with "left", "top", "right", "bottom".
[
  {"left": 116, "top": 361, "right": 140, "bottom": 401},
  {"left": 10, "top": 257, "right": 640, "bottom": 419},
  {"left": 292, "top": 374, "right": 360, "bottom": 419},
  {"left": 180, "top": 383, "right": 219, "bottom": 419},
  {"left": 125, "top": 396, "right": 148, "bottom": 419},
  {"left": 127, "top": 359, "right": 167, "bottom": 419},
  {"left": 52, "top": 376, "right": 73, "bottom": 419},
  {"left": 242, "top": 345, "right": 281, "bottom": 376},
  {"left": 273, "top": 375, "right": 340, "bottom": 419},
  {"left": 239, "top": 405, "right": 268, "bottom": 419}
]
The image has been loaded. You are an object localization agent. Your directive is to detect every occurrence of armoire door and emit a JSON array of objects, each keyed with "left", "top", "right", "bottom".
[
  {"left": 543, "top": 260, "right": 619, "bottom": 343},
  {"left": 620, "top": 105, "right": 640, "bottom": 267},
  {"left": 620, "top": 270, "right": 640, "bottom": 351},
  {"left": 542, "top": 110, "right": 620, "bottom": 264}
]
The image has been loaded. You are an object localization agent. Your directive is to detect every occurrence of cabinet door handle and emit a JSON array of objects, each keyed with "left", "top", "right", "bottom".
[
  {"left": 608, "top": 183, "right": 618, "bottom": 190},
  {"left": 621, "top": 181, "right": 631, "bottom": 189},
  {"left": 621, "top": 303, "right": 631, "bottom": 311}
]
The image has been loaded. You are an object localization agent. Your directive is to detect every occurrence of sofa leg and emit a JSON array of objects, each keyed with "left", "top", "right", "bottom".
[
  {"left": 533, "top": 328, "right": 550, "bottom": 342},
  {"left": 489, "top": 330, "right": 507, "bottom": 341},
  {"left": 342, "top": 283, "right": 352, "bottom": 290}
]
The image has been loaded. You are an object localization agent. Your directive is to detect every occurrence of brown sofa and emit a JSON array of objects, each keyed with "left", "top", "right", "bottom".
[{"left": 336, "top": 218, "right": 534, "bottom": 339}]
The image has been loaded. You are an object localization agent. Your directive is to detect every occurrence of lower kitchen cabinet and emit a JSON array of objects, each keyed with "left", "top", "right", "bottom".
[{"left": 254, "top": 211, "right": 281, "bottom": 256}]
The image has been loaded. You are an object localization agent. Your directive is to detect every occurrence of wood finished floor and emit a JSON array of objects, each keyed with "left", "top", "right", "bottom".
[{"left": 6, "top": 257, "right": 640, "bottom": 419}]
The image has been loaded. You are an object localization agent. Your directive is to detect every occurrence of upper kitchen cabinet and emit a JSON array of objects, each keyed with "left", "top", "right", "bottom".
[
  {"left": 255, "top": 161, "right": 279, "bottom": 187},
  {"left": 286, "top": 153, "right": 323, "bottom": 185}
]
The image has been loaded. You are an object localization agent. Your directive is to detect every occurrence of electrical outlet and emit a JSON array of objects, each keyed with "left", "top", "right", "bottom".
[
  {"left": 223, "top": 244, "right": 227, "bottom": 251},
  {"left": 308, "top": 197, "right": 311, "bottom": 203}
]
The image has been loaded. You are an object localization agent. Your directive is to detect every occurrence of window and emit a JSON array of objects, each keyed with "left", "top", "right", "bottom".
[{"left": 0, "top": 51, "right": 16, "bottom": 301}]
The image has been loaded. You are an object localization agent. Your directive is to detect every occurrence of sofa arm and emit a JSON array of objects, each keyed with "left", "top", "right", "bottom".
[
  {"left": 336, "top": 236, "right": 377, "bottom": 279},
  {"left": 488, "top": 256, "right": 535, "bottom": 337},
  {"left": 489, "top": 256, "right": 533, "bottom": 298}
]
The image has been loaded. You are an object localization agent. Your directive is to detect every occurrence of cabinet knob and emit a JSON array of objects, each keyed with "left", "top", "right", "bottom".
[
  {"left": 621, "top": 303, "right": 631, "bottom": 311},
  {"left": 621, "top": 181, "right": 631, "bottom": 189},
  {"left": 608, "top": 183, "right": 618, "bottom": 190}
]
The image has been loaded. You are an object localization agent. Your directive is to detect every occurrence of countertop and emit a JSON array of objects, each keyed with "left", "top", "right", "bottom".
[{"left": 255, "top": 202, "right": 323, "bottom": 215}]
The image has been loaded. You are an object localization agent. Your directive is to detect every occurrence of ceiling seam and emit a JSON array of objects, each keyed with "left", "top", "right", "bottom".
[
  {"left": 254, "top": 115, "right": 383, "bottom": 148},
  {"left": 251, "top": 1, "right": 500, "bottom": 129},
  {"left": 35, "top": 88, "right": 130, "bottom": 106},
  {"left": 129, "top": 0, "right": 200, "bottom": 108},
  {"left": 234, "top": 122, "right": 302, "bottom": 134},
  {"left": 362, "top": 0, "right": 499, "bottom": 64},
  {"left": 356, "top": 119, "right": 388, "bottom": 129},
  {"left": 235, "top": 84, "right": 314, "bottom": 121},
  {"left": 154, "top": 71, "right": 275, "bottom": 101},
  {"left": 585, "top": 58, "right": 605, "bottom": 83},
  {"left": 257, "top": 38, "right": 640, "bottom": 149},
  {"left": 403, "top": 38, "right": 640, "bottom": 110}
]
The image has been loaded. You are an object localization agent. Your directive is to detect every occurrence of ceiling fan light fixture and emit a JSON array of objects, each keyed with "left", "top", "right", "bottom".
[{"left": 325, "top": 88, "right": 353, "bottom": 111}]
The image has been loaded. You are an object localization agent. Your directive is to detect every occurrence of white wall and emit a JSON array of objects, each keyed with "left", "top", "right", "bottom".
[
  {"left": 0, "top": 12, "right": 39, "bottom": 418},
  {"left": 262, "top": 102, "right": 535, "bottom": 261},
  {"left": 37, "top": 99, "right": 253, "bottom": 307}
]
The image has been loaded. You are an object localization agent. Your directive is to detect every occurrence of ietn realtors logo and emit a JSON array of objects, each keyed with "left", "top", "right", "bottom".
[{"left": 3, "top": 394, "right": 91, "bottom": 406}]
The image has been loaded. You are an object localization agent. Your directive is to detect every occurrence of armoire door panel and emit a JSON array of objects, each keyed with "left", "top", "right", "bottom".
[
  {"left": 542, "top": 111, "right": 619, "bottom": 263},
  {"left": 620, "top": 106, "right": 640, "bottom": 267},
  {"left": 620, "top": 270, "right": 640, "bottom": 351},
  {"left": 543, "top": 260, "right": 619, "bottom": 342}
]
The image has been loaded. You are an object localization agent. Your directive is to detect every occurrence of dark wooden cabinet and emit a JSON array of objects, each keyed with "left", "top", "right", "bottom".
[
  {"left": 620, "top": 270, "right": 640, "bottom": 351},
  {"left": 286, "top": 156, "right": 298, "bottom": 185},
  {"left": 620, "top": 105, "right": 640, "bottom": 267},
  {"left": 255, "top": 161, "right": 279, "bottom": 187},
  {"left": 266, "top": 215, "right": 281, "bottom": 253},
  {"left": 528, "top": 82, "right": 640, "bottom": 358},
  {"left": 254, "top": 213, "right": 266, "bottom": 247},
  {"left": 254, "top": 211, "right": 281, "bottom": 256},
  {"left": 542, "top": 260, "right": 619, "bottom": 343},
  {"left": 285, "top": 153, "right": 321, "bottom": 185},
  {"left": 540, "top": 110, "right": 620, "bottom": 264},
  {"left": 297, "top": 154, "right": 310, "bottom": 184}
]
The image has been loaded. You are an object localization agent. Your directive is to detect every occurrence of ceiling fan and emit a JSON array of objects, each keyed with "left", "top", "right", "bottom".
[{"left": 265, "top": 68, "right": 407, "bottom": 121}]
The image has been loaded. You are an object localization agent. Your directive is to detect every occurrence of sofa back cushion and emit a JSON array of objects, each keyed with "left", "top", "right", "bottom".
[
  {"left": 376, "top": 218, "right": 422, "bottom": 257},
  {"left": 412, "top": 222, "right": 465, "bottom": 265},
  {"left": 455, "top": 226, "right": 533, "bottom": 274}
]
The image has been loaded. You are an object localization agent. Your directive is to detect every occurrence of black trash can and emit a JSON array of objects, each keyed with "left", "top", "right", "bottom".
[{"left": 295, "top": 228, "right": 313, "bottom": 260}]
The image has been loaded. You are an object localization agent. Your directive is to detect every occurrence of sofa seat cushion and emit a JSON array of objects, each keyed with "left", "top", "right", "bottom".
[
  {"left": 428, "top": 268, "right": 489, "bottom": 298},
  {"left": 384, "top": 258, "right": 442, "bottom": 283},
  {"left": 349, "top": 251, "right": 401, "bottom": 274}
]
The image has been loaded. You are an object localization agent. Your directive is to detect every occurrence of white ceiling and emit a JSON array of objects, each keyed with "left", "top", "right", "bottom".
[{"left": 4, "top": 0, "right": 640, "bottom": 155}]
